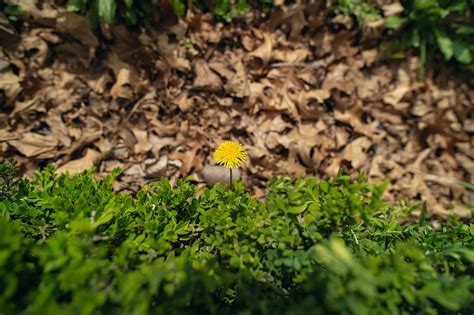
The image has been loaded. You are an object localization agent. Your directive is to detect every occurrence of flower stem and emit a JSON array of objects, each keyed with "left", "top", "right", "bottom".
[{"left": 229, "top": 168, "right": 233, "bottom": 191}]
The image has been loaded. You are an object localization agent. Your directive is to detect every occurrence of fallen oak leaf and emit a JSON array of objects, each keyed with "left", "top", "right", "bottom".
[
  {"left": 132, "top": 128, "right": 152, "bottom": 154},
  {"left": 192, "top": 59, "right": 222, "bottom": 92},
  {"left": 56, "top": 148, "right": 102, "bottom": 175},
  {"left": 296, "top": 89, "right": 330, "bottom": 119},
  {"left": 0, "top": 71, "right": 22, "bottom": 105},
  {"left": 383, "top": 83, "right": 424, "bottom": 109},
  {"left": 248, "top": 31, "right": 274, "bottom": 67},
  {"left": 7, "top": 132, "right": 58, "bottom": 158}
]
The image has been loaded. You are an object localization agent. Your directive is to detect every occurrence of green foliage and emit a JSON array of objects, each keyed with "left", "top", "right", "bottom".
[
  {"left": 384, "top": 0, "right": 474, "bottom": 74},
  {"left": 0, "top": 162, "right": 473, "bottom": 314},
  {"left": 333, "top": 0, "right": 381, "bottom": 22},
  {"left": 0, "top": 159, "right": 20, "bottom": 201},
  {"left": 209, "top": 0, "right": 252, "bottom": 22},
  {"left": 333, "top": 0, "right": 474, "bottom": 74},
  {"left": 172, "top": 0, "right": 253, "bottom": 21},
  {"left": 4, "top": 0, "right": 255, "bottom": 25},
  {"left": 2, "top": 4, "right": 22, "bottom": 21},
  {"left": 61, "top": 0, "right": 153, "bottom": 25}
]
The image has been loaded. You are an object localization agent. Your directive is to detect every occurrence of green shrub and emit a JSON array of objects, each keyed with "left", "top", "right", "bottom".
[
  {"left": 0, "top": 163, "right": 473, "bottom": 314},
  {"left": 384, "top": 0, "right": 474, "bottom": 75}
]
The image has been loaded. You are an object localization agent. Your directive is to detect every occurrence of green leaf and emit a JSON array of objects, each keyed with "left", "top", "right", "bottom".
[
  {"left": 124, "top": 8, "right": 137, "bottom": 25},
  {"left": 384, "top": 16, "right": 407, "bottom": 29},
  {"left": 3, "top": 5, "right": 22, "bottom": 16},
  {"left": 67, "top": 0, "right": 85, "bottom": 12},
  {"left": 435, "top": 29, "right": 453, "bottom": 60},
  {"left": 287, "top": 202, "right": 310, "bottom": 214},
  {"left": 453, "top": 40, "right": 472, "bottom": 64},
  {"left": 236, "top": 0, "right": 251, "bottom": 14},
  {"left": 124, "top": 0, "right": 133, "bottom": 8},
  {"left": 457, "top": 180, "right": 474, "bottom": 191},
  {"left": 454, "top": 25, "right": 474, "bottom": 35},
  {"left": 320, "top": 180, "right": 329, "bottom": 193},
  {"left": 171, "top": 0, "right": 186, "bottom": 17},
  {"left": 98, "top": 0, "right": 117, "bottom": 23}
]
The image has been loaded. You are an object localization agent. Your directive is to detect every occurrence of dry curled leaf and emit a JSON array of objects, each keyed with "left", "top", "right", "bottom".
[
  {"left": 56, "top": 148, "right": 102, "bottom": 175},
  {"left": 192, "top": 59, "right": 222, "bottom": 92}
]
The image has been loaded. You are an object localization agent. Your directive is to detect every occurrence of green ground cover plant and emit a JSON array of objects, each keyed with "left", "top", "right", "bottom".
[
  {"left": 383, "top": 0, "right": 474, "bottom": 75},
  {"left": 335, "top": 0, "right": 474, "bottom": 73},
  {"left": 0, "top": 160, "right": 473, "bottom": 314}
]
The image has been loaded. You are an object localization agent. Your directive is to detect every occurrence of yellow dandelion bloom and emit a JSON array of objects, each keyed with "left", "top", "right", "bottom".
[{"left": 213, "top": 141, "right": 247, "bottom": 168}]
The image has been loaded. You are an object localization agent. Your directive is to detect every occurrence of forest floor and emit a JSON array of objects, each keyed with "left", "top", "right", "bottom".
[{"left": 1, "top": 2, "right": 472, "bottom": 216}]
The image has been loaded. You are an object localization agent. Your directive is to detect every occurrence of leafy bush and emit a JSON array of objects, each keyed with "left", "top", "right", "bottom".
[
  {"left": 384, "top": 0, "right": 474, "bottom": 74},
  {"left": 0, "top": 163, "right": 473, "bottom": 314}
]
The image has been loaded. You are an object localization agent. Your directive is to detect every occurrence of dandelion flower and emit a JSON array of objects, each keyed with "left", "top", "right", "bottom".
[{"left": 213, "top": 141, "right": 247, "bottom": 168}]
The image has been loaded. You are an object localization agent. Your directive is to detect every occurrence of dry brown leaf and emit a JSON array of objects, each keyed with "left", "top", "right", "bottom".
[
  {"left": 124, "top": 164, "right": 145, "bottom": 177},
  {"left": 45, "top": 110, "right": 71, "bottom": 147},
  {"left": 56, "top": 148, "right": 102, "bottom": 175},
  {"left": 132, "top": 129, "right": 152, "bottom": 154},
  {"left": 249, "top": 31, "right": 274, "bottom": 65},
  {"left": 383, "top": 84, "right": 413, "bottom": 107},
  {"left": 0, "top": 129, "right": 18, "bottom": 141},
  {"left": 296, "top": 89, "right": 330, "bottom": 119},
  {"left": 21, "top": 34, "right": 49, "bottom": 68},
  {"left": 8, "top": 132, "right": 58, "bottom": 157},
  {"left": 334, "top": 103, "right": 384, "bottom": 140},
  {"left": 94, "top": 138, "right": 113, "bottom": 154},
  {"left": 411, "top": 100, "right": 432, "bottom": 117},
  {"left": 342, "top": 136, "right": 372, "bottom": 169},
  {"left": 263, "top": 5, "right": 306, "bottom": 39},
  {"left": 356, "top": 74, "right": 380, "bottom": 100},
  {"left": 168, "top": 146, "right": 202, "bottom": 174},
  {"left": 225, "top": 54, "right": 250, "bottom": 98},
  {"left": 247, "top": 146, "right": 267, "bottom": 161},
  {"left": 56, "top": 12, "right": 99, "bottom": 50},
  {"left": 174, "top": 91, "right": 193, "bottom": 112},
  {"left": 192, "top": 59, "right": 222, "bottom": 92},
  {"left": 86, "top": 73, "right": 113, "bottom": 94},
  {"left": 361, "top": 49, "right": 378, "bottom": 66},
  {"left": 326, "top": 136, "right": 372, "bottom": 176},
  {"left": 209, "top": 60, "right": 234, "bottom": 79},
  {"left": 371, "top": 108, "right": 402, "bottom": 124},
  {"left": 146, "top": 156, "right": 168, "bottom": 178},
  {"left": 456, "top": 154, "right": 474, "bottom": 174},
  {"left": 272, "top": 48, "right": 310, "bottom": 63},
  {"left": 383, "top": 2, "right": 404, "bottom": 16},
  {"left": 106, "top": 53, "right": 140, "bottom": 99},
  {"left": 15, "top": 0, "right": 57, "bottom": 23},
  {"left": 321, "top": 63, "right": 355, "bottom": 94},
  {"left": 0, "top": 71, "right": 22, "bottom": 104}
]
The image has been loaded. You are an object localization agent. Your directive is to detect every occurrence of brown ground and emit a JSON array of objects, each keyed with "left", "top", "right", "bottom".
[{"left": 0, "top": 2, "right": 473, "bottom": 216}]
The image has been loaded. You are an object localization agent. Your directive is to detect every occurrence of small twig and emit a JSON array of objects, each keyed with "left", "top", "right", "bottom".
[
  {"left": 269, "top": 55, "right": 335, "bottom": 70},
  {"left": 0, "top": 136, "right": 20, "bottom": 142},
  {"left": 351, "top": 229, "right": 359, "bottom": 245},
  {"left": 269, "top": 62, "right": 308, "bottom": 68},
  {"left": 92, "top": 235, "right": 112, "bottom": 242}
]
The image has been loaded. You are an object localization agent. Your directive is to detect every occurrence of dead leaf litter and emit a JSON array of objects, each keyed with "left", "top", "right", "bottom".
[{"left": 0, "top": 3, "right": 472, "bottom": 216}]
